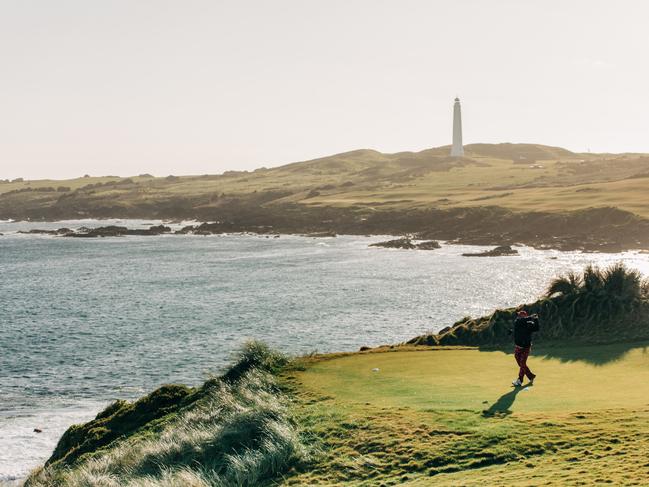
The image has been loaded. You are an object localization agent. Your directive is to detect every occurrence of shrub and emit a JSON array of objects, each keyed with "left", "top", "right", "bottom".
[
  {"left": 412, "top": 263, "right": 649, "bottom": 347},
  {"left": 546, "top": 271, "right": 581, "bottom": 297}
]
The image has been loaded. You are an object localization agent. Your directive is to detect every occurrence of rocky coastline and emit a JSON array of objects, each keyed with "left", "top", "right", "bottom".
[{"left": 6, "top": 204, "right": 649, "bottom": 253}]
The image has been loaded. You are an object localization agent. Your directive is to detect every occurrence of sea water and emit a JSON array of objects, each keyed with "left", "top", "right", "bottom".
[{"left": 1, "top": 219, "right": 648, "bottom": 482}]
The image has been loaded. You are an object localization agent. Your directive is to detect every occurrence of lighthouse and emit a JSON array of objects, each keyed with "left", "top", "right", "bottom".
[{"left": 450, "top": 97, "right": 464, "bottom": 157}]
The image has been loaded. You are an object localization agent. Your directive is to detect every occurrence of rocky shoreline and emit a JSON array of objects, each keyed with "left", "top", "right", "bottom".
[
  {"left": 18, "top": 225, "right": 173, "bottom": 238},
  {"left": 5, "top": 204, "right": 649, "bottom": 253}
]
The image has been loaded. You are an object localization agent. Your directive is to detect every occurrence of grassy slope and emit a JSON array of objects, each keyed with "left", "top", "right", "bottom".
[
  {"left": 3, "top": 144, "right": 649, "bottom": 219},
  {"left": 26, "top": 343, "right": 307, "bottom": 487},
  {"left": 283, "top": 344, "right": 649, "bottom": 486}
]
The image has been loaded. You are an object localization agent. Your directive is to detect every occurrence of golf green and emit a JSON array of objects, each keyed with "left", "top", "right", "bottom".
[{"left": 298, "top": 343, "right": 649, "bottom": 413}]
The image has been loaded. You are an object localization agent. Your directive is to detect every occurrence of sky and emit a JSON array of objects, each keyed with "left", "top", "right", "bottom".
[{"left": 1, "top": 0, "right": 648, "bottom": 180}]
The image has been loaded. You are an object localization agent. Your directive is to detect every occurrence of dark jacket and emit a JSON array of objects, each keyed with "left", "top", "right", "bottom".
[{"left": 512, "top": 316, "right": 539, "bottom": 348}]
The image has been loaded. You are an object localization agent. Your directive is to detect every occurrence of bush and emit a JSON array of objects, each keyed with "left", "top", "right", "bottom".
[{"left": 411, "top": 263, "right": 649, "bottom": 347}]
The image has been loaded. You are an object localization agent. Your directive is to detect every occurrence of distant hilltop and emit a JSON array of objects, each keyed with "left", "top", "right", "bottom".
[
  {"left": 2, "top": 142, "right": 649, "bottom": 253},
  {"left": 0, "top": 142, "right": 638, "bottom": 186},
  {"left": 281, "top": 142, "right": 579, "bottom": 170},
  {"left": 0, "top": 142, "right": 602, "bottom": 187}
]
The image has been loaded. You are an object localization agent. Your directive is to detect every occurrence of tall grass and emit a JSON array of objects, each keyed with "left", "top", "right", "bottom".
[
  {"left": 412, "top": 263, "right": 649, "bottom": 346},
  {"left": 25, "top": 342, "right": 307, "bottom": 487}
]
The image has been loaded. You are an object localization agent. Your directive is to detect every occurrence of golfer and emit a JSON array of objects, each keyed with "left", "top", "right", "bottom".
[{"left": 511, "top": 310, "right": 539, "bottom": 387}]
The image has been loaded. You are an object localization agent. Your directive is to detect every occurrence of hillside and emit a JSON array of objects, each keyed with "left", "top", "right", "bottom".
[
  {"left": 2, "top": 143, "right": 649, "bottom": 220},
  {"left": 4, "top": 143, "right": 649, "bottom": 251},
  {"left": 25, "top": 343, "right": 307, "bottom": 487}
]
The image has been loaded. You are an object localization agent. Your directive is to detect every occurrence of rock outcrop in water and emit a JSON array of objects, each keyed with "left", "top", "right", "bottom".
[
  {"left": 371, "top": 238, "right": 417, "bottom": 249},
  {"left": 416, "top": 240, "right": 442, "bottom": 250},
  {"left": 18, "top": 228, "right": 73, "bottom": 236},
  {"left": 18, "top": 225, "right": 173, "bottom": 238},
  {"left": 462, "top": 245, "right": 519, "bottom": 257},
  {"left": 370, "top": 238, "right": 441, "bottom": 250}
]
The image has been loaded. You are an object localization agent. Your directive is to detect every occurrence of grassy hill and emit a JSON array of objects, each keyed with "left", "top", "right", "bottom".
[
  {"left": 3, "top": 143, "right": 649, "bottom": 220},
  {"left": 25, "top": 343, "right": 307, "bottom": 487}
]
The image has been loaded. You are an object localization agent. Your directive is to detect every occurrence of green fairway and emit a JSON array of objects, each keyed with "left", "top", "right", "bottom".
[
  {"left": 298, "top": 344, "right": 649, "bottom": 414},
  {"left": 282, "top": 343, "right": 649, "bottom": 486}
]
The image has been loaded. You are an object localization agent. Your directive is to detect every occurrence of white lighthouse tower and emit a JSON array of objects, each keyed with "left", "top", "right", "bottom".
[{"left": 450, "top": 97, "right": 464, "bottom": 157}]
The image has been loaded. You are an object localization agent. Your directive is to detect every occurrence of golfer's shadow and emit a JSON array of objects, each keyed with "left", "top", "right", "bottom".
[{"left": 482, "top": 387, "right": 526, "bottom": 417}]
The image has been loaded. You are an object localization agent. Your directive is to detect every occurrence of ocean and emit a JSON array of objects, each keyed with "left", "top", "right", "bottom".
[{"left": 1, "top": 219, "right": 647, "bottom": 482}]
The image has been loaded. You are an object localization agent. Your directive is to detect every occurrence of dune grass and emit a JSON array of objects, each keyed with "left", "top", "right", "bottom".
[
  {"left": 282, "top": 344, "right": 649, "bottom": 486},
  {"left": 25, "top": 342, "right": 307, "bottom": 487}
]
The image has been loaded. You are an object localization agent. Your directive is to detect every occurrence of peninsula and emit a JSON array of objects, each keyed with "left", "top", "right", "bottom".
[{"left": 4, "top": 143, "right": 649, "bottom": 252}]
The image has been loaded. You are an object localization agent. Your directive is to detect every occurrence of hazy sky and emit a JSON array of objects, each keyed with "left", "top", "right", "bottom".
[{"left": 2, "top": 1, "right": 648, "bottom": 180}]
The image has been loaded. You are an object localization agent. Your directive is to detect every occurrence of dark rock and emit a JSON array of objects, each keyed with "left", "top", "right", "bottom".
[
  {"left": 175, "top": 225, "right": 195, "bottom": 234},
  {"left": 150, "top": 225, "right": 171, "bottom": 233},
  {"left": 68, "top": 226, "right": 129, "bottom": 238},
  {"left": 18, "top": 229, "right": 58, "bottom": 235},
  {"left": 370, "top": 237, "right": 417, "bottom": 249},
  {"left": 416, "top": 240, "right": 441, "bottom": 250},
  {"left": 125, "top": 225, "right": 172, "bottom": 236},
  {"left": 63, "top": 225, "right": 172, "bottom": 238},
  {"left": 359, "top": 346, "right": 371, "bottom": 351},
  {"left": 462, "top": 245, "right": 519, "bottom": 257}
]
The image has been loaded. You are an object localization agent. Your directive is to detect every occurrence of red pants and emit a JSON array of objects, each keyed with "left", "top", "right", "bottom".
[{"left": 514, "top": 346, "right": 535, "bottom": 381}]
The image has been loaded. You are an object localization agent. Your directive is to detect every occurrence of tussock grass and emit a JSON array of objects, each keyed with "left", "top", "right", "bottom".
[
  {"left": 25, "top": 342, "right": 307, "bottom": 487},
  {"left": 411, "top": 263, "right": 649, "bottom": 347}
]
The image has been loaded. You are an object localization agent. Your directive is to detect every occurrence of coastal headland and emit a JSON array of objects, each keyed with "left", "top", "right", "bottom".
[{"left": 4, "top": 143, "right": 649, "bottom": 252}]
